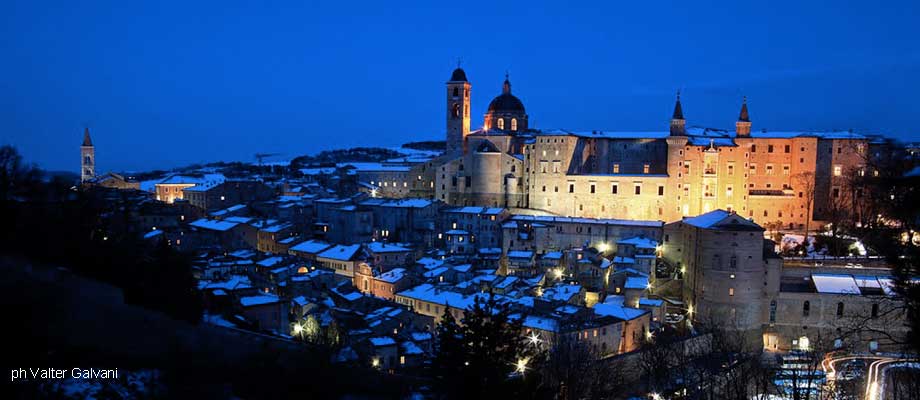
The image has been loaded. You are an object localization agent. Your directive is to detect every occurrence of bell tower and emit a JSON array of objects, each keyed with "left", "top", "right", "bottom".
[
  {"left": 446, "top": 66, "right": 471, "bottom": 156},
  {"left": 81, "top": 127, "right": 95, "bottom": 183}
]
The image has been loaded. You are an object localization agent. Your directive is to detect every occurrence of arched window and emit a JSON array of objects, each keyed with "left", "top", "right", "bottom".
[
  {"left": 497, "top": 118, "right": 505, "bottom": 130},
  {"left": 511, "top": 118, "right": 518, "bottom": 131},
  {"left": 452, "top": 103, "right": 460, "bottom": 118},
  {"left": 452, "top": 87, "right": 459, "bottom": 97},
  {"left": 803, "top": 301, "right": 810, "bottom": 317}
]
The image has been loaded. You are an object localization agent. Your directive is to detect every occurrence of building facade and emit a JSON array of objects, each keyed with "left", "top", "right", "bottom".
[{"left": 404, "top": 68, "right": 886, "bottom": 231}]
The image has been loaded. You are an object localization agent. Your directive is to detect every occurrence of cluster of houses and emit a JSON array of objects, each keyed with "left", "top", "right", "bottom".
[
  {"left": 85, "top": 145, "right": 912, "bottom": 373},
  {"left": 88, "top": 165, "right": 671, "bottom": 371}
]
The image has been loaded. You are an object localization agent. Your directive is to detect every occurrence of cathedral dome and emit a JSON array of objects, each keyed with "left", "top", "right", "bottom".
[
  {"left": 487, "top": 76, "right": 525, "bottom": 113},
  {"left": 487, "top": 92, "right": 525, "bottom": 113}
]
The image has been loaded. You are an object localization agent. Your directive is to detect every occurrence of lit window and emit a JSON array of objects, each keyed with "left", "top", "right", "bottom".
[
  {"left": 612, "top": 164, "right": 620, "bottom": 174},
  {"left": 643, "top": 164, "right": 650, "bottom": 174},
  {"left": 511, "top": 118, "right": 518, "bottom": 131},
  {"left": 497, "top": 118, "right": 505, "bottom": 130},
  {"left": 729, "top": 288, "right": 734, "bottom": 296},
  {"left": 833, "top": 165, "right": 842, "bottom": 176}
]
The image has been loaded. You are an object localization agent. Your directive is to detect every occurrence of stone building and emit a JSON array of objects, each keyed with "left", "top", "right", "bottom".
[
  {"left": 662, "top": 209, "right": 909, "bottom": 351},
  {"left": 182, "top": 179, "right": 274, "bottom": 211},
  {"left": 400, "top": 67, "right": 886, "bottom": 232},
  {"left": 501, "top": 215, "right": 662, "bottom": 256},
  {"left": 661, "top": 210, "right": 782, "bottom": 334}
]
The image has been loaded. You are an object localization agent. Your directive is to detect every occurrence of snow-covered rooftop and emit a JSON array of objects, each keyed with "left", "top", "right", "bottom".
[
  {"left": 617, "top": 236, "right": 658, "bottom": 249},
  {"left": 369, "top": 337, "right": 396, "bottom": 347},
  {"left": 289, "top": 240, "right": 333, "bottom": 254},
  {"left": 366, "top": 242, "right": 411, "bottom": 253},
  {"left": 625, "top": 276, "right": 649, "bottom": 290},
  {"left": 189, "top": 218, "right": 239, "bottom": 232},
  {"left": 317, "top": 244, "right": 362, "bottom": 261},
  {"left": 240, "top": 294, "right": 281, "bottom": 307},
  {"left": 811, "top": 273, "right": 863, "bottom": 295},
  {"left": 377, "top": 268, "right": 407, "bottom": 283},
  {"left": 511, "top": 214, "right": 662, "bottom": 228}
]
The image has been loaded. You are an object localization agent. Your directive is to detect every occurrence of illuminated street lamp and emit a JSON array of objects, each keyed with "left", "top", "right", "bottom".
[
  {"left": 292, "top": 322, "right": 307, "bottom": 341},
  {"left": 515, "top": 358, "right": 529, "bottom": 375},
  {"left": 527, "top": 332, "right": 542, "bottom": 346}
]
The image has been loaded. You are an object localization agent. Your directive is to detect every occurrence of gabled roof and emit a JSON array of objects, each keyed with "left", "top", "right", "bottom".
[
  {"left": 681, "top": 209, "right": 763, "bottom": 231},
  {"left": 317, "top": 244, "right": 363, "bottom": 261}
]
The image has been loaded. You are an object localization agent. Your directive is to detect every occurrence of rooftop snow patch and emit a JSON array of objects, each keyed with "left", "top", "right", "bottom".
[{"left": 811, "top": 274, "right": 861, "bottom": 295}]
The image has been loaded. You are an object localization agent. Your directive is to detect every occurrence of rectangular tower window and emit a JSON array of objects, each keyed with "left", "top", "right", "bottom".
[
  {"left": 569, "top": 184, "right": 574, "bottom": 193},
  {"left": 634, "top": 183, "right": 641, "bottom": 195},
  {"left": 643, "top": 164, "right": 650, "bottom": 174},
  {"left": 611, "top": 183, "right": 618, "bottom": 194},
  {"left": 612, "top": 164, "right": 620, "bottom": 174},
  {"left": 833, "top": 165, "right": 842, "bottom": 176},
  {"left": 658, "top": 186, "right": 664, "bottom": 196},
  {"left": 590, "top": 184, "right": 596, "bottom": 193}
]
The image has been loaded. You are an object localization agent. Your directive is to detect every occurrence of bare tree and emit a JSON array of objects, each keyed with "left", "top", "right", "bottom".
[
  {"left": 794, "top": 172, "right": 817, "bottom": 249},
  {"left": 535, "top": 332, "right": 627, "bottom": 399}
]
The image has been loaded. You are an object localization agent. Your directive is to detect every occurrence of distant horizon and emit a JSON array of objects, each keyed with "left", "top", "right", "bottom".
[{"left": 4, "top": 1, "right": 919, "bottom": 173}]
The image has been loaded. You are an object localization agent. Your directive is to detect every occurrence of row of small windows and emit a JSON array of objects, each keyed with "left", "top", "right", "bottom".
[
  {"left": 539, "top": 182, "right": 663, "bottom": 196},
  {"left": 749, "top": 163, "right": 791, "bottom": 175},
  {"left": 750, "top": 144, "right": 792, "bottom": 153},
  {"left": 799, "top": 300, "right": 879, "bottom": 318}
]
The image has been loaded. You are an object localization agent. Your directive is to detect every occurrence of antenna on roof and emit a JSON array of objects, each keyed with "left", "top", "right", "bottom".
[{"left": 456, "top": 57, "right": 462, "bottom": 68}]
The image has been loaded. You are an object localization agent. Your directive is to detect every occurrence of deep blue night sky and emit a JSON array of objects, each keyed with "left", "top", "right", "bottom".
[{"left": 2, "top": 1, "right": 919, "bottom": 173}]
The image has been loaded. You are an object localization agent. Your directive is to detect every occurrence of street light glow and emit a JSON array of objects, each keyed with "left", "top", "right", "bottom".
[
  {"left": 515, "top": 358, "right": 528, "bottom": 375},
  {"left": 528, "top": 332, "right": 542, "bottom": 345}
]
